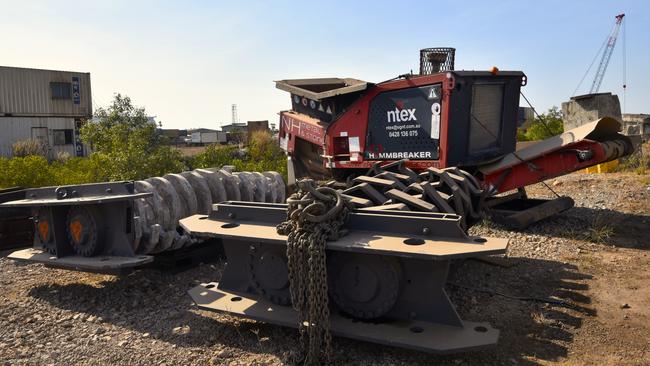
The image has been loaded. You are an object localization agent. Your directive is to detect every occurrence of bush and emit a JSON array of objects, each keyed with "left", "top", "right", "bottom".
[
  {"left": 0, "top": 155, "right": 55, "bottom": 188},
  {"left": 245, "top": 131, "right": 287, "bottom": 176},
  {"left": 50, "top": 156, "right": 108, "bottom": 186},
  {"left": 192, "top": 131, "right": 287, "bottom": 180},
  {"left": 12, "top": 139, "right": 48, "bottom": 158},
  {"left": 517, "top": 106, "right": 564, "bottom": 141},
  {"left": 192, "top": 144, "right": 240, "bottom": 170},
  {"left": 0, "top": 155, "right": 108, "bottom": 188}
]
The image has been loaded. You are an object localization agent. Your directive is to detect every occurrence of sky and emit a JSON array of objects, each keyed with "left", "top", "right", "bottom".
[{"left": 1, "top": 0, "right": 648, "bottom": 130}]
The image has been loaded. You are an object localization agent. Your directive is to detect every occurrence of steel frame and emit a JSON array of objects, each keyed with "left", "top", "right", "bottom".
[
  {"left": 0, "top": 182, "right": 154, "bottom": 272},
  {"left": 181, "top": 201, "right": 508, "bottom": 353}
]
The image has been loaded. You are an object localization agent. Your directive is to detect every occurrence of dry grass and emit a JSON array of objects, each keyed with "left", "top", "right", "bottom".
[
  {"left": 175, "top": 145, "right": 209, "bottom": 157},
  {"left": 617, "top": 141, "right": 650, "bottom": 175},
  {"left": 12, "top": 139, "right": 48, "bottom": 157},
  {"left": 585, "top": 223, "right": 616, "bottom": 244}
]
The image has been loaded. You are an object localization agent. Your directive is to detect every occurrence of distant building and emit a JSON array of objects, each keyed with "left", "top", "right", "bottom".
[
  {"left": 0, "top": 66, "right": 92, "bottom": 158},
  {"left": 220, "top": 122, "right": 247, "bottom": 133},
  {"left": 247, "top": 120, "right": 270, "bottom": 135},
  {"left": 622, "top": 114, "right": 650, "bottom": 139},
  {"left": 187, "top": 128, "right": 227, "bottom": 145},
  {"left": 159, "top": 128, "right": 184, "bottom": 145},
  {"left": 517, "top": 107, "right": 534, "bottom": 127}
]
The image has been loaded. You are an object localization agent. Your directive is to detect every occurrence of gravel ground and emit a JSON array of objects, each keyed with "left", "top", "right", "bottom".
[{"left": 1, "top": 172, "right": 649, "bottom": 365}]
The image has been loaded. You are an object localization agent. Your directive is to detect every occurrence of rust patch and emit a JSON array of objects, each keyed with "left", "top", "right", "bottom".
[
  {"left": 37, "top": 220, "right": 49, "bottom": 242},
  {"left": 69, "top": 219, "right": 83, "bottom": 244}
]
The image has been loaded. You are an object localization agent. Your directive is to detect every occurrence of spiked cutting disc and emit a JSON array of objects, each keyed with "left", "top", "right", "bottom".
[
  {"left": 147, "top": 177, "right": 183, "bottom": 226},
  {"left": 164, "top": 173, "right": 198, "bottom": 217},
  {"left": 181, "top": 171, "right": 213, "bottom": 215},
  {"left": 195, "top": 169, "right": 228, "bottom": 204},
  {"left": 234, "top": 172, "right": 256, "bottom": 201},
  {"left": 216, "top": 169, "right": 242, "bottom": 201}
]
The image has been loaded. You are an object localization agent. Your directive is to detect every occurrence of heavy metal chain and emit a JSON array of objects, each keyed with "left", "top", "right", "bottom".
[{"left": 277, "top": 179, "right": 350, "bottom": 365}]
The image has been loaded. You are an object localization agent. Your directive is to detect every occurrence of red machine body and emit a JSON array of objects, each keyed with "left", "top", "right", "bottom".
[{"left": 277, "top": 71, "right": 634, "bottom": 196}]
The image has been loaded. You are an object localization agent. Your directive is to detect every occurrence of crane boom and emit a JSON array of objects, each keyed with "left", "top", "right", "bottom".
[{"left": 589, "top": 13, "right": 625, "bottom": 94}]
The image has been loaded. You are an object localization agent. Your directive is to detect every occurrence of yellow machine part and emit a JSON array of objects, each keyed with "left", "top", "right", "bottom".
[{"left": 582, "top": 159, "right": 619, "bottom": 173}]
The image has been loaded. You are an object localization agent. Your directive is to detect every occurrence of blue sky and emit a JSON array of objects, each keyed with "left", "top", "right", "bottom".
[{"left": 1, "top": 0, "right": 647, "bottom": 129}]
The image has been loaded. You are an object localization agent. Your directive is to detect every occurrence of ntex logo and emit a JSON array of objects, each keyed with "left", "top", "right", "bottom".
[{"left": 386, "top": 107, "right": 417, "bottom": 123}]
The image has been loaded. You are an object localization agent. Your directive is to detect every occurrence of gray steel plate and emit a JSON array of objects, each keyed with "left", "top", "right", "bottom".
[
  {"left": 180, "top": 215, "right": 508, "bottom": 259},
  {"left": 188, "top": 282, "right": 499, "bottom": 354},
  {"left": 8, "top": 248, "right": 153, "bottom": 274},
  {"left": 0, "top": 193, "right": 151, "bottom": 208}
]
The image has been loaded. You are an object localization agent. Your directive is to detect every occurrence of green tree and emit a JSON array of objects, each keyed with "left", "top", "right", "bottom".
[
  {"left": 517, "top": 106, "right": 564, "bottom": 141},
  {"left": 192, "top": 144, "right": 240, "bottom": 169},
  {"left": 192, "top": 130, "right": 287, "bottom": 180},
  {"left": 81, "top": 94, "right": 185, "bottom": 180}
]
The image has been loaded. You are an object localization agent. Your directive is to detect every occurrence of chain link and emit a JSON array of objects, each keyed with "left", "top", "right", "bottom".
[{"left": 277, "top": 179, "right": 350, "bottom": 365}]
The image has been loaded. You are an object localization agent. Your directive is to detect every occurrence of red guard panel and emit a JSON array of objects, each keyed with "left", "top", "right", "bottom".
[{"left": 324, "top": 73, "right": 455, "bottom": 170}]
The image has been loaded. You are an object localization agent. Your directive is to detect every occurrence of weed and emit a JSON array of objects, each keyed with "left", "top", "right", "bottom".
[
  {"left": 616, "top": 141, "right": 650, "bottom": 175},
  {"left": 584, "top": 215, "right": 616, "bottom": 244},
  {"left": 12, "top": 139, "right": 48, "bottom": 158}
]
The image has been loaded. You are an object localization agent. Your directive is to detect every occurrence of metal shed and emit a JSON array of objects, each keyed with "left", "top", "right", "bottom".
[
  {"left": 0, "top": 66, "right": 92, "bottom": 158},
  {"left": 0, "top": 66, "right": 92, "bottom": 117},
  {"left": 0, "top": 117, "right": 80, "bottom": 158}
]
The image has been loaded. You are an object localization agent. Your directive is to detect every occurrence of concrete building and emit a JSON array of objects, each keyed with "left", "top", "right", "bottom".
[
  {"left": 561, "top": 93, "right": 622, "bottom": 131},
  {"left": 0, "top": 66, "right": 92, "bottom": 158},
  {"left": 622, "top": 114, "right": 650, "bottom": 140}
]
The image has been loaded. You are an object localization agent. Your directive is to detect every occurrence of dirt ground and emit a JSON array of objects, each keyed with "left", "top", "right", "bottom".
[{"left": 0, "top": 171, "right": 649, "bottom": 365}]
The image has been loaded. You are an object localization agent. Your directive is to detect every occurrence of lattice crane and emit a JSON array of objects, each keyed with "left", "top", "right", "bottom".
[{"left": 589, "top": 13, "right": 625, "bottom": 94}]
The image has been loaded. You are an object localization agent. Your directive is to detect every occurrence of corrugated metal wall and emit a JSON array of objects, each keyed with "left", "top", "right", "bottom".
[
  {"left": 0, "top": 117, "right": 78, "bottom": 158},
  {"left": 0, "top": 66, "right": 92, "bottom": 117}
]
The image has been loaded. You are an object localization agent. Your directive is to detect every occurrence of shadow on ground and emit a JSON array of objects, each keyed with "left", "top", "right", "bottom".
[
  {"left": 321, "top": 257, "right": 595, "bottom": 365},
  {"left": 494, "top": 206, "right": 650, "bottom": 249},
  {"left": 27, "top": 253, "right": 595, "bottom": 365}
]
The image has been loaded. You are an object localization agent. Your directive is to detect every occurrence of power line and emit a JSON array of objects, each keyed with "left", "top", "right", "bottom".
[{"left": 572, "top": 36, "right": 608, "bottom": 96}]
